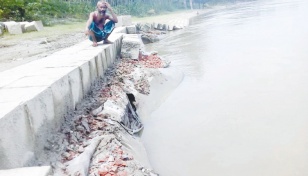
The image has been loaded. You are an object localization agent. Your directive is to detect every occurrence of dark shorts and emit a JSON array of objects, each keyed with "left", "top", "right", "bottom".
[{"left": 88, "top": 21, "right": 115, "bottom": 42}]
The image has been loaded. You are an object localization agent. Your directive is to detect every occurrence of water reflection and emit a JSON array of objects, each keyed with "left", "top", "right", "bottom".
[{"left": 142, "top": 0, "right": 308, "bottom": 175}]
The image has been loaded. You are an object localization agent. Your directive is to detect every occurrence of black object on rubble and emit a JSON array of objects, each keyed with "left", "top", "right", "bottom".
[{"left": 121, "top": 93, "right": 144, "bottom": 134}]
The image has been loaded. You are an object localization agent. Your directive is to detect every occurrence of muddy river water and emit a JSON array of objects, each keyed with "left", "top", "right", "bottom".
[{"left": 141, "top": 0, "right": 308, "bottom": 175}]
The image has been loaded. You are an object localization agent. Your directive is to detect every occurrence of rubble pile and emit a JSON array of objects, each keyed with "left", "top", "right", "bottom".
[
  {"left": 47, "top": 51, "right": 168, "bottom": 176},
  {"left": 139, "top": 52, "right": 170, "bottom": 69},
  {"left": 135, "top": 23, "right": 167, "bottom": 44}
]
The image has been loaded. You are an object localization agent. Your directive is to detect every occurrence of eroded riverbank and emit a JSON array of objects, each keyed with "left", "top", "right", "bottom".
[{"left": 39, "top": 52, "right": 183, "bottom": 176}]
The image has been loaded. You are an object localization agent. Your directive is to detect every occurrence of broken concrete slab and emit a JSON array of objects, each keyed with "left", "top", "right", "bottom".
[
  {"left": 3, "top": 21, "right": 22, "bottom": 35},
  {"left": 19, "top": 22, "right": 29, "bottom": 33},
  {"left": 152, "top": 22, "right": 158, "bottom": 29},
  {"left": 126, "top": 25, "right": 137, "bottom": 34},
  {"left": 140, "top": 23, "right": 151, "bottom": 33},
  {"left": 120, "top": 34, "right": 142, "bottom": 60},
  {"left": 0, "top": 22, "right": 4, "bottom": 35},
  {"left": 162, "top": 24, "right": 167, "bottom": 31},
  {"left": 25, "top": 21, "right": 44, "bottom": 32},
  {"left": 141, "top": 33, "right": 159, "bottom": 44},
  {"left": 156, "top": 23, "right": 161, "bottom": 30},
  {"left": 167, "top": 25, "right": 173, "bottom": 31},
  {"left": 0, "top": 22, "right": 4, "bottom": 30},
  {"left": 173, "top": 25, "right": 183, "bottom": 30}
]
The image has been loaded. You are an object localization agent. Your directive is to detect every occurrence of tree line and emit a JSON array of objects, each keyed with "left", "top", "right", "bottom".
[{"left": 0, "top": 0, "right": 229, "bottom": 25}]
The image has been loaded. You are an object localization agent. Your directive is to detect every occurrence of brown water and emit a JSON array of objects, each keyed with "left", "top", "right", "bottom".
[{"left": 142, "top": 0, "right": 308, "bottom": 175}]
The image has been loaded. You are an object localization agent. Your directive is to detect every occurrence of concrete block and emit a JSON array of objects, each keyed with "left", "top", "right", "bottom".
[
  {"left": 167, "top": 25, "right": 173, "bottom": 31},
  {"left": 0, "top": 166, "right": 52, "bottom": 176},
  {"left": 25, "top": 21, "right": 44, "bottom": 32},
  {"left": 113, "top": 27, "right": 127, "bottom": 33},
  {"left": 0, "top": 105, "right": 35, "bottom": 169},
  {"left": 123, "top": 34, "right": 139, "bottom": 39},
  {"left": 68, "top": 68, "right": 83, "bottom": 108},
  {"left": 173, "top": 25, "right": 183, "bottom": 30},
  {"left": 79, "top": 62, "right": 91, "bottom": 96},
  {"left": 108, "top": 33, "right": 123, "bottom": 55},
  {"left": 126, "top": 25, "right": 137, "bottom": 34},
  {"left": 105, "top": 47, "right": 112, "bottom": 66},
  {"left": 141, "top": 33, "right": 159, "bottom": 44},
  {"left": 110, "top": 43, "right": 117, "bottom": 63},
  {"left": 3, "top": 21, "right": 22, "bottom": 35},
  {"left": 151, "top": 23, "right": 155, "bottom": 30},
  {"left": 116, "top": 37, "right": 122, "bottom": 54},
  {"left": 89, "top": 57, "right": 98, "bottom": 84},
  {"left": 162, "top": 24, "right": 167, "bottom": 31},
  {"left": 24, "top": 89, "right": 55, "bottom": 132},
  {"left": 140, "top": 23, "right": 151, "bottom": 33},
  {"left": 101, "top": 50, "right": 108, "bottom": 71},
  {"left": 0, "top": 22, "right": 4, "bottom": 31},
  {"left": 50, "top": 76, "right": 73, "bottom": 127},
  {"left": 19, "top": 22, "right": 29, "bottom": 33},
  {"left": 23, "top": 88, "right": 55, "bottom": 155},
  {"left": 153, "top": 22, "right": 158, "bottom": 29},
  {"left": 95, "top": 53, "right": 104, "bottom": 78},
  {"left": 120, "top": 34, "right": 141, "bottom": 60}
]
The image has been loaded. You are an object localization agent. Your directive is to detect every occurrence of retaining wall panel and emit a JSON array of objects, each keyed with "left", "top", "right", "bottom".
[
  {"left": 89, "top": 57, "right": 98, "bottom": 84},
  {"left": 105, "top": 48, "right": 112, "bottom": 67},
  {"left": 50, "top": 75, "right": 73, "bottom": 128},
  {"left": 96, "top": 53, "right": 105, "bottom": 78},
  {"left": 68, "top": 68, "right": 83, "bottom": 108},
  {"left": 0, "top": 105, "right": 34, "bottom": 169},
  {"left": 23, "top": 88, "right": 55, "bottom": 159},
  {"left": 101, "top": 50, "right": 108, "bottom": 71},
  {"left": 79, "top": 62, "right": 91, "bottom": 96}
]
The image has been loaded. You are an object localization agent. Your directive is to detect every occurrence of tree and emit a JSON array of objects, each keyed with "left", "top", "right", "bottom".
[
  {"left": 183, "top": 0, "right": 187, "bottom": 9},
  {"left": 189, "top": 0, "right": 193, "bottom": 10}
]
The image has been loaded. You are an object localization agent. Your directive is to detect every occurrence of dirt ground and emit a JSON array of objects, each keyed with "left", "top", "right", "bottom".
[
  {"left": 0, "top": 22, "right": 87, "bottom": 72},
  {"left": 0, "top": 10, "right": 202, "bottom": 72}
]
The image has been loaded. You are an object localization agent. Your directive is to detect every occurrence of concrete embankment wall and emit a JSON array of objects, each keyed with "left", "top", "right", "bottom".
[{"left": 0, "top": 29, "right": 125, "bottom": 169}]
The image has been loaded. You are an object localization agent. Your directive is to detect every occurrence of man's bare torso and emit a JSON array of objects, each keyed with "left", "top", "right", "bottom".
[{"left": 93, "top": 11, "right": 109, "bottom": 30}]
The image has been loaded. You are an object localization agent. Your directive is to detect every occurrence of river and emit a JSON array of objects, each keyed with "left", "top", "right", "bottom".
[{"left": 141, "top": 0, "right": 308, "bottom": 175}]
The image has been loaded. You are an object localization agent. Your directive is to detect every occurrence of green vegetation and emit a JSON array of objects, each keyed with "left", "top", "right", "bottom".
[
  {"left": 0, "top": 0, "right": 92, "bottom": 25},
  {"left": 0, "top": 0, "right": 211, "bottom": 25}
]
